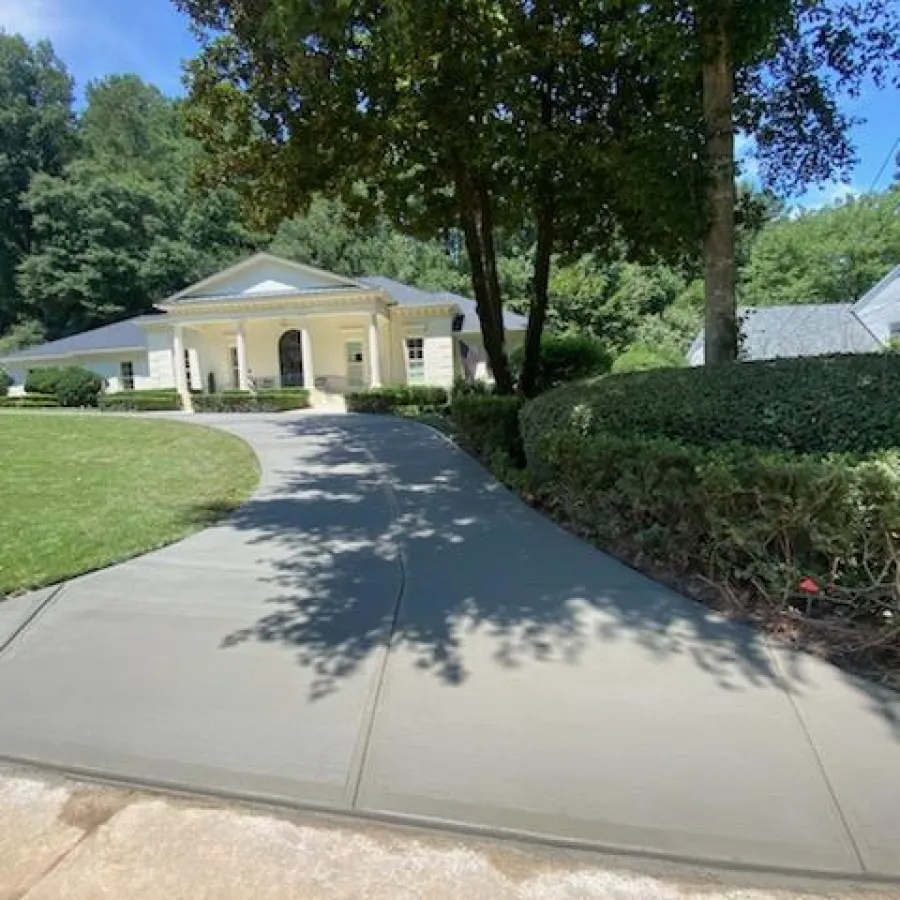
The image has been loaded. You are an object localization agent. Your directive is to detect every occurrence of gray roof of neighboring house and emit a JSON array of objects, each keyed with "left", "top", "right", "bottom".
[
  {"left": 0, "top": 315, "right": 166, "bottom": 364},
  {"left": 358, "top": 276, "right": 528, "bottom": 331},
  {"left": 688, "top": 303, "right": 880, "bottom": 365}
]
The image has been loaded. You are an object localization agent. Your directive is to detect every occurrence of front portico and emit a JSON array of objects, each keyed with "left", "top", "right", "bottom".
[{"left": 149, "top": 254, "right": 420, "bottom": 410}]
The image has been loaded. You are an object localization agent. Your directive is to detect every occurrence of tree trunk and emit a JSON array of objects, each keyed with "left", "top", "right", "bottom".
[
  {"left": 520, "top": 197, "right": 553, "bottom": 398},
  {"left": 455, "top": 170, "right": 514, "bottom": 393},
  {"left": 700, "top": 6, "right": 737, "bottom": 365},
  {"left": 519, "top": 37, "right": 555, "bottom": 399}
]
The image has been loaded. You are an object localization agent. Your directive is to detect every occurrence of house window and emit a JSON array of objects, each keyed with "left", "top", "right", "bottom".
[
  {"left": 229, "top": 347, "right": 240, "bottom": 388},
  {"left": 120, "top": 361, "right": 134, "bottom": 391},
  {"left": 406, "top": 337, "right": 425, "bottom": 383}
]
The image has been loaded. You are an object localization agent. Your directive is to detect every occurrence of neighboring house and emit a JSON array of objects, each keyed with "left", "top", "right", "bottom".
[
  {"left": 688, "top": 264, "right": 900, "bottom": 365},
  {"left": 0, "top": 253, "right": 527, "bottom": 408}
]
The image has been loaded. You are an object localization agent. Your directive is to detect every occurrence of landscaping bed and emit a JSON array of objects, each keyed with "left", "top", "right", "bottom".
[
  {"left": 0, "top": 415, "right": 259, "bottom": 597},
  {"left": 451, "top": 355, "right": 900, "bottom": 687}
]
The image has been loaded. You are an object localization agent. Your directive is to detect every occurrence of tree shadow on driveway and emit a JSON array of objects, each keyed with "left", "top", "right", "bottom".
[{"left": 210, "top": 414, "right": 899, "bottom": 736}]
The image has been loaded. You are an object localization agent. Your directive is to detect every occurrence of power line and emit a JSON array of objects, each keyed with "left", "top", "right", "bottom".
[{"left": 867, "top": 133, "right": 900, "bottom": 194}]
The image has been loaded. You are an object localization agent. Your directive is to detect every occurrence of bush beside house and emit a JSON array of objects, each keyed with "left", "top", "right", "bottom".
[
  {"left": 346, "top": 385, "right": 449, "bottom": 414},
  {"left": 24, "top": 366, "right": 102, "bottom": 407},
  {"left": 98, "top": 390, "right": 183, "bottom": 411},
  {"left": 193, "top": 389, "right": 310, "bottom": 413},
  {"left": 510, "top": 333, "right": 611, "bottom": 394}
]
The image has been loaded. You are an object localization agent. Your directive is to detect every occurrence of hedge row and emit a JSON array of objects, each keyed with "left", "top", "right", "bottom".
[
  {"left": 523, "top": 427, "right": 900, "bottom": 629},
  {"left": 193, "top": 389, "right": 310, "bottom": 413},
  {"left": 450, "top": 395, "right": 524, "bottom": 466},
  {"left": 99, "top": 390, "right": 182, "bottom": 411},
  {"left": 0, "top": 392, "right": 60, "bottom": 408},
  {"left": 346, "top": 385, "right": 449, "bottom": 413},
  {"left": 522, "top": 354, "right": 900, "bottom": 455}
]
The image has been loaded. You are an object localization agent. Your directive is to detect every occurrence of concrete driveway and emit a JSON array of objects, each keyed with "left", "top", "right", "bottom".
[{"left": 0, "top": 412, "right": 897, "bottom": 880}]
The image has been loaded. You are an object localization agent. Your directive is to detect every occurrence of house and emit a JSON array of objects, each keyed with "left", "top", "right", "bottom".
[
  {"left": 0, "top": 253, "right": 527, "bottom": 409},
  {"left": 688, "top": 264, "right": 900, "bottom": 365}
]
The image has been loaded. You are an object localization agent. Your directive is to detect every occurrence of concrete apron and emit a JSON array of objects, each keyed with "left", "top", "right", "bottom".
[{"left": 0, "top": 412, "right": 898, "bottom": 883}]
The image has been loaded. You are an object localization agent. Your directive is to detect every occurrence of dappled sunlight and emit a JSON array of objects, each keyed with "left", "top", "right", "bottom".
[{"left": 207, "top": 413, "right": 811, "bottom": 707}]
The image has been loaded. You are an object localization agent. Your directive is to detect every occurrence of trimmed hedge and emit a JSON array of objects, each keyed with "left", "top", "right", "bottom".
[
  {"left": 510, "top": 333, "right": 612, "bottom": 393},
  {"left": 193, "top": 389, "right": 310, "bottom": 413},
  {"left": 451, "top": 395, "right": 524, "bottom": 465},
  {"left": 0, "top": 393, "right": 60, "bottom": 408},
  {"left": 346, "top": 385, "right": 449, "bottom": 414},
  {"left": 611, "top": 343, "right": 684, "bottom": 373},
  {"left": 99, "top": 390, "right": 182, "bottom": 412},
  {"left": 521, "top": 354, "right": 900, "bottom": 456},
  {"left": 525, "top": 428, "right": 900, "bottom": 628},
  {"left": 24, "top": 366, "right": 102, "bottom": 407}
]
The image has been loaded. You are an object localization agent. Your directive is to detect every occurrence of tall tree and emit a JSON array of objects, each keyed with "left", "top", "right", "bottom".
[
  {"left": 178, "top": 0, "right": 704, "bottom": 394},
  {"left": 671, "top": 0, "right": 900, "bottom": 364},
  {"left": 0, "top": 34, "right": 75, "bottom": 331}
]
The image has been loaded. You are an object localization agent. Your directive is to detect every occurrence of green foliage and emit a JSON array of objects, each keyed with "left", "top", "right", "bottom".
[
  {"left": 0, "top": 320, "right": 46, "bottom": 356},
  {"left": 521, "top": 354, "right": 900, "bottom": 458},
  {"left": 193, "top": 389, "right": 310, "bottom": 413},
  {"left": 270, "top": 198, "right": 467, "bottom": 292},
  {"left": 0, "top": 34, "right": 75, "bottom": 331},
  {"left": 53, "top": 367, "right": 103, "bottom": 407},
  {"left": 0, "top": 393, "right": 60, "bottom": 408},
  {"left": 346, "top": 386, "right": 448, "bottom": 414},
  {"left": 611, "top": 344, "right": 685, "bottom": 374},
  {"left": 0, "top": 368, "right": 10, "bottom": 395},
  {"left": 98, "top": 390, "right": 183, "bottom": 412},
  {"left": 510, "top": 334, "right": 612, "bottom": 393},
  {"left": 24, "top": 368, "right": 64, "bottom": 396},
  {"left": 740, "top": 191, "right": 900, "bottom": 306},
  {"left": 24, "top": 366, "right": 102, "bottom": 406},
  {"left": 527, "top": 428, "right": 900, "bottom": 630},
  {"left": 450, "top": 395, "right": 524, "bottom": 466}
]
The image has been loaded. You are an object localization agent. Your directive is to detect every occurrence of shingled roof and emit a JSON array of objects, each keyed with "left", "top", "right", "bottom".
[
  {"left": 0, "top": 315, "right": 166, "bottom": 364},
  {"left": 688, "top": 304, "right": 880, "bottom": 365}
]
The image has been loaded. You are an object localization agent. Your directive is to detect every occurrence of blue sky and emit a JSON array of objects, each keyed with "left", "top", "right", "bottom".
[{"left": 2, "top": 0, "right": 898, "bottom": 209}]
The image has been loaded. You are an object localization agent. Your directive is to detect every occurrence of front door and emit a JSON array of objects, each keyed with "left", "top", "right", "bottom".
[
  {"left": 278, "top": 330, "right": 304, "bottom": 387},
  {"left": 345, "top": 339, "right": 365, "bottom": 390}
]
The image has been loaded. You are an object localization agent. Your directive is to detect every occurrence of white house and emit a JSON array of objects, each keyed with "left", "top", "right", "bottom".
[
  {"left": 688, "top": 263, "right": 900, "bottom": 364},
  {"left": 1, "top": 253, "right": 527, "bottom": 410}
]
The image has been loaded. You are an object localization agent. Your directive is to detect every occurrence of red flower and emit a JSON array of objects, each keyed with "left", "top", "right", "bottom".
[{"left": 798, "top": 577, "right": 820, "bottom": 595}]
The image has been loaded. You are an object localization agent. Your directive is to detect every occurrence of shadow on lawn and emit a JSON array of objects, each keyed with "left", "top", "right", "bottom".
[{"left": 206, "top": 414, "right": 899, "bottom": 734}]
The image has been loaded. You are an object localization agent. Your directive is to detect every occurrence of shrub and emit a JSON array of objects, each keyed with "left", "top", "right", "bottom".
[
  {"left": 521, "top": 353, "right": 900, "bottom": 457},
  {"left": 346, "top": 385, "right": 449, "bottom": 414},
  {"left": 611, "top": 343, "right": 684, "bottom": 374},
  {"left": 0, "top": 368, "right": 11, "bottom": 396},
  {"left": 99, "top": 390, "right": 182, "bottom": 412},
  {"left": 451, "top": 394, "right": 524, "bottom": 465},
  {"left": 24, "top": 366, "right": 102, "bottom": 407},
  {"left": 25, "top": 367, "right": 64, "bottom": 396},
  {"left": 54, "top": 367, "right": 103, "bottom": 407},
  {"left": 510, "top": 333, "right": 612, "bottom": 393},
  {"left": 525, "top": 428, "right": 900, "bottom": 630},
  {"left": 193, "top": 389, "right": 310, "bottom": 413}
]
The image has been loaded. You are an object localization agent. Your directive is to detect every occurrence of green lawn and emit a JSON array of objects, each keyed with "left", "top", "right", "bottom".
[{"left": 0, "top": 413, "right": 260, "bottom": 597}]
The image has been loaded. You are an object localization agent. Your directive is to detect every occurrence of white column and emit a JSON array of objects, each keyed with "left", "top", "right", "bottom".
[
  {"left": 173, "top": 325, "right": 186, "bottom": 393},
  {"left": 368, "top": 313, "right": 383, "bottom": 387},
  {"left": 301, "top": 326, "right": 314, "bottom": 389},
  {"left": 235, "top": 322, "right": 249, "bottom": 390},
  {"left": 172, "top": 324, "right": 193, "bottom": 412}
]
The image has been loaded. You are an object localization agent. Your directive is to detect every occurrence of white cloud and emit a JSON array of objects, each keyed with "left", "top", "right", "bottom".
[
  {"left": 0, "top": 0, "right": 67, "bottom": 41},
  {"left": 792, "top": 181, "right": 861, "bottom": 214}
]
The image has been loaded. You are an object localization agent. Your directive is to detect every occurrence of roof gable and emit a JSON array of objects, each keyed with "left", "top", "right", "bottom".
[{"left": 162, "top": 253, "right": 369, "bottom": 306}]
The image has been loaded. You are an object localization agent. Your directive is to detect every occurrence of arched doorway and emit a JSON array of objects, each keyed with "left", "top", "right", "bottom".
[{"left": 278, "top": 330, "right": 304, "bottom": 387}]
